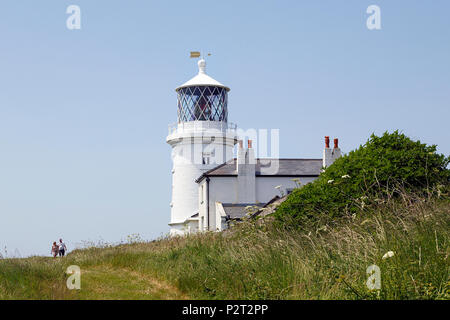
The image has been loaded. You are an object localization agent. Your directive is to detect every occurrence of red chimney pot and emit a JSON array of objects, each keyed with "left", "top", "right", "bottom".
[
  {"left": 248, "top": 140, "right": 252, "bottom": 149},
  {"left": 325, "top": 136, "right": 330, "bottom": 149},
  {"left": 334, "top": 138, "right": 339, "bottom": 149}
]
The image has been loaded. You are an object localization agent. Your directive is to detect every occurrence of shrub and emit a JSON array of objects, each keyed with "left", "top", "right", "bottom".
[{"left": 274, "top": 131, "right": 450, "bottom": 225}]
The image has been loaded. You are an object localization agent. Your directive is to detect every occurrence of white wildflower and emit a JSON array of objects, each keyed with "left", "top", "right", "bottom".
[
  {"left": 327, "top": 180, "right": 334, "bottom": 184},
  {"left": 275, "top": 185, "right": 285, "bottom": 197},
  {"left": 291, "top": 178, "right": 302, "bottom": 188},
  {"left": 382, "top": 251, "right": 395, "bottom": 260},
  {"left": 342, "top": 174, "right": 351, "bottom": 179}
]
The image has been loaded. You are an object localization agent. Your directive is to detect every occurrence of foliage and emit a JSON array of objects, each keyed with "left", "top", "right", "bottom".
[{"left": 274, "top": 131, "right": 450, "bottom": 225}]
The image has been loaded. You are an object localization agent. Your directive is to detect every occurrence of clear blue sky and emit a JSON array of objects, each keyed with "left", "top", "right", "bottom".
[{"left": 1, "top": 1, "right": 449, "bottom": 257}]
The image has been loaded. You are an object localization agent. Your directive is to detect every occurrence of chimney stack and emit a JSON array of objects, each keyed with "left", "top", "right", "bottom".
[
  {"left": 323, "top": 136, "right": 342, "bottom": 168},
  {"left": 236, "top": 139, "right": 256, "bottom": 203}
]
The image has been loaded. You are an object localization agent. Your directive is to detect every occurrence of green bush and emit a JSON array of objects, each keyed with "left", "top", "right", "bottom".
[{"left": 274, "top": 131, "right": 450, "bottom": 225}]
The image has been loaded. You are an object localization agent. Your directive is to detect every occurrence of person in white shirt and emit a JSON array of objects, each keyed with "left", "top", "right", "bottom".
[{"left": 58, "top": 239, "right": 67, "bottom": 257}]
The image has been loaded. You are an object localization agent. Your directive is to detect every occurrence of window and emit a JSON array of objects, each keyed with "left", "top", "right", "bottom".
[
  {"left": 177, "top": 86, "right": 228, "bottom": 122},
  {"left": 202, "top": 151, "right": 213, "bottom": 165}
]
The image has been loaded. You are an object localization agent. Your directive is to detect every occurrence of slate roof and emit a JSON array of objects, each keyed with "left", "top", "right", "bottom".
[
  {"left": 222, "top": 204, "right": 263, "bottom": 220},
  {"left": 196, "top": 158, "right": 322, "bottom": 183}
]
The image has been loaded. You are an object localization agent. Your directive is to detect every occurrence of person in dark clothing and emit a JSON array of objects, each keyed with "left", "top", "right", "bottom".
[{"left": 58, "top": 238, "right": 67, "bottom": 257}]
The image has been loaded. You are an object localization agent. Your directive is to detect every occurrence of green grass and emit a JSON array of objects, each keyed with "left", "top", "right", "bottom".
[{"left": 0, "top": 195, "right": 449, "bottom": 300}]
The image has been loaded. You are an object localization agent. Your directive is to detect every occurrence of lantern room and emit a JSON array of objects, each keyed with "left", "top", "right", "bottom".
[{"left": 175, "top": 59, "right": 230, "bottom": 123}]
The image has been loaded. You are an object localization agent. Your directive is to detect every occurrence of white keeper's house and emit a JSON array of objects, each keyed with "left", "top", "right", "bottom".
[{"left": 166, "top": 58, "right": 341, "bottom": 236}]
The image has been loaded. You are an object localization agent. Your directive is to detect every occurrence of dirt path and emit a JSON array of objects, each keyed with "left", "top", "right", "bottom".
[{"left": 70, "top": 265, "right": 189, "bottom": 300}]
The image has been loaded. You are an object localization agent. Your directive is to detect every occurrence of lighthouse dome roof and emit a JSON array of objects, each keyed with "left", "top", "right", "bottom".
[{"left": 175, "top": 59, "right": 230, "bottom": 92}]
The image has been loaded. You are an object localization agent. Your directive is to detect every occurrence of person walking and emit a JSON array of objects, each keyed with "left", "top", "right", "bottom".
[
  {"left": 51, "top": 242, "right": 58, "bottom": 258},
  {"left": 58, "top": 238, "right": 67, "bottom": 257}
]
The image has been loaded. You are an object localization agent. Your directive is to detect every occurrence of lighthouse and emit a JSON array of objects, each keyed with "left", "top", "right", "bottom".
[{"left": 167, "top": 58, "right": 238, "bottom": 235}]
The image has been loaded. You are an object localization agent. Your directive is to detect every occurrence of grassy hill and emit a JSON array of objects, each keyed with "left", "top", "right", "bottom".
[
  {"left": 1, "top": 195, "right": 449, "bottom": 300},
  {"left": 1, "top": 132, "right": 449, "bottom": 300}
]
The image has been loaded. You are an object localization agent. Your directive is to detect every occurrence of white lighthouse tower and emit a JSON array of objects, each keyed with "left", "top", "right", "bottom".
[{"left": 167, "top": 58, "right": 237, "bottom": 235}]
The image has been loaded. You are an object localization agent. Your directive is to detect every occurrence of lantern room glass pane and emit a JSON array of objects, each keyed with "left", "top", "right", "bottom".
[{"left": 177, "top": 86, "right": 228, "bottom": 122}]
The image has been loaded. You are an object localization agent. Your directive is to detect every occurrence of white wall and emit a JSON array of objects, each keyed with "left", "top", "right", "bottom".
[
  {"left": 237, "top": 147, "right": 256, "bottom": 203},
  {"left": 215, "top": 202, "right": 227, "bottom": 231},
  {"left": 167, "top": 121, "right": 237, "bottom": 235},
  {"left": 208, "top": 177, "right": 236, "bottom": 230},
  {"left": 323, "top": 147, "right": 341, "bottom": 167},
  {"left": 200, "top": 175, "right": 318, "bottom": 231},
  {"left": 169, "top": 140, "right": 235, "bottom": 230},
  {"left": 198, "top": 179, "right": 208, "bottom": 231},
  {"left": 255, "top": 176, "right": 317, "bottom": 202}
]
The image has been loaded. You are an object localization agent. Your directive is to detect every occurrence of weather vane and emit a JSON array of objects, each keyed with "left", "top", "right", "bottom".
[{"left": 190, "top": 51, "right": 211, "bottom": 59}]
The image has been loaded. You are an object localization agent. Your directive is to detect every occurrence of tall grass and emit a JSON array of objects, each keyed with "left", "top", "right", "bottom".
[
  {"left": 1, "top": 194, "right": 449, "bottom": 300},
  {"left": 127, "top": 194, "right": 449, "bottom": 300},
  {"left": 0, "top": 257, "right": 69, "bottom": 299}
]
